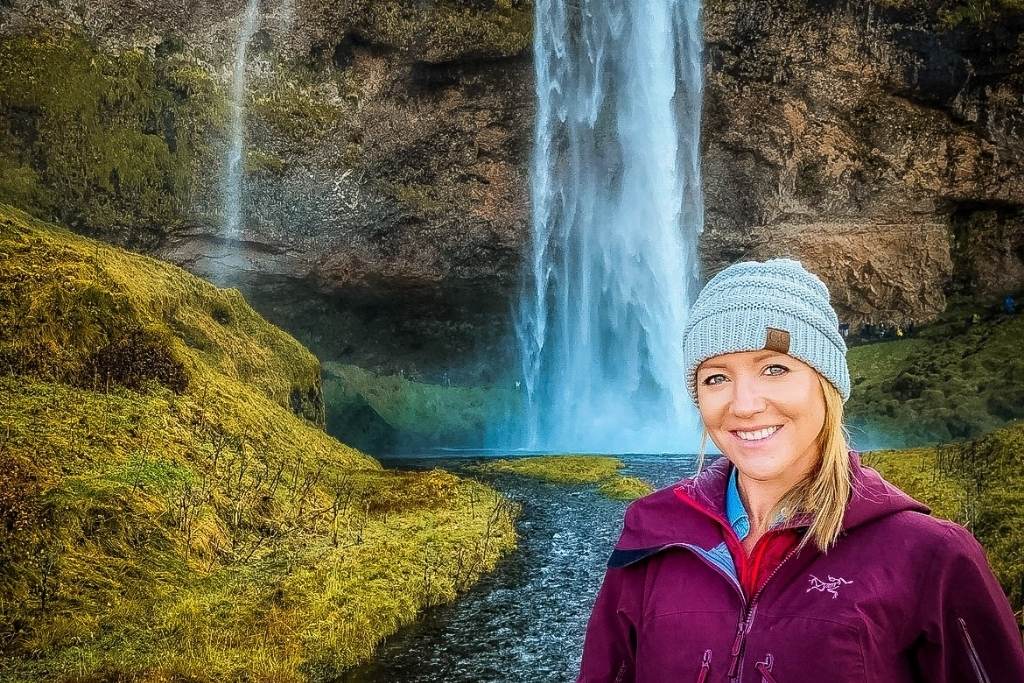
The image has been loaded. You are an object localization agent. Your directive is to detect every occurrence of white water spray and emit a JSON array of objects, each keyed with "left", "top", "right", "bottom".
[
  {"left": 499, "top": 0, "right": 706, "bottom": 454},
  {"left": 223, "top": 0, "right": 261, "bottom": 239},
  {"left": 279, "top": 0, "right": 296, "bottom": 28}
]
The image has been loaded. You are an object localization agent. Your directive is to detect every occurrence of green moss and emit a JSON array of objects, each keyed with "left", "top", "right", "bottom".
[
  {"left": 0, "top": 152, "right": 46, "bottom": 212},
  {"left": 0, "top": 205, "right": 519, "bottom": 681},
  {"left": 472, "top": 455, "right": 654, "bottom": 501},
  {"left": 0, "top": 30, "right": 223, "bottom": 247},
  {"left": 938, "top": 0, "right": 1024, "bottom": 27},
  {"left": 250, "top": 80, "right": 343, "bottom": 144},
  {"left": 476, "top": 455, "right": 625, "bottom": 483},
  {"left": 846, "top": 298, "right": 1024, "bottom": 448},
  {"left": 322, "top": 362, "right": 514, "bottom": 453},
  {"left": 0, "top": 203, "right": 322, "bottom": 419},
  {"left": 871, "top": 0, "right": 1024, "bottom": 26},
  {"left": 245, "top": 148, "right": 289, "bottom": 176},
  {"left": 386, "top": 180, "right": 447, "bottom": 215},
  {"left": 863, "top": 419, "right": 1024, "bottom": 612},
  {"left": 598, "top": 476, "right": 655, "bottom": 501},
  {"left": 362, "top": 0, "right": 534, "bottom": 63}
]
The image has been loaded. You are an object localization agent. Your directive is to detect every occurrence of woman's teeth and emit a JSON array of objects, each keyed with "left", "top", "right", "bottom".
[{"left": 735, "top": 425, "right": 781, "bottom": 441}]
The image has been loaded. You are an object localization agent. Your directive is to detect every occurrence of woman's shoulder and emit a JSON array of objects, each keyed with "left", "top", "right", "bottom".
[
  {"left": 862, "top": 504, "right": 989, "bottom": 567},
  {"left": 610, "top": 476, "right": 706, "bottom": 553}
]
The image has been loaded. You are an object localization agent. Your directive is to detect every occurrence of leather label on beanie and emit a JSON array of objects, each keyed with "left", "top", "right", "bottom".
[{"left": 765, "top": 327, "right": 790, "bottom": 354}]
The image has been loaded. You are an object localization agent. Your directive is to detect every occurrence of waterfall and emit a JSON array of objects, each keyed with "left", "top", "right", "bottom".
[
  {"left": 279, "top": 0, "right": 296, "bottom": 28},
  {"left": 223, "top": 0, "right": 261, "bottom": 239},
  {"left": 499, "top": 0, "right": 706, "bottom": 454}
]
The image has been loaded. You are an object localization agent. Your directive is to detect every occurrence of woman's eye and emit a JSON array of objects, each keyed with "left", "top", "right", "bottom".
[{"left": 701, "top": 365, "right": 788, "bottom": 386}]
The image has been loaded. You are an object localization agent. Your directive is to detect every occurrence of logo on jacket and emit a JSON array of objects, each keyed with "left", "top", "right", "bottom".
[{"left": 806, "top": 574, "right": 853, "bottom": 598}]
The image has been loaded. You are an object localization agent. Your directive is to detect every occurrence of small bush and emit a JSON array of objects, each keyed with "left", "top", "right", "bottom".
[{"left": 79, "top": 327, "right": 188, "bottom": 393}]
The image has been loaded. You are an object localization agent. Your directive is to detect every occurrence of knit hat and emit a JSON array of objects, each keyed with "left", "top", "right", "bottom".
[{"left": 681, "top": 258, "right": 850, "bottom": 405}]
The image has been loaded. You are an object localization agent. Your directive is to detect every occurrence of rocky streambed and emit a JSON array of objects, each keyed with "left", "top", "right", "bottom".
[{"left": 340, "top": 453, "right": 697, "bottom": 683}]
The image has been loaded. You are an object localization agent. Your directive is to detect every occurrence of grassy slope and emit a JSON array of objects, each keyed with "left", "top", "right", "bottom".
[
  {"left": 864, "top": 419, "right": 1024, "bottom": 616},
  {"left": 0, "top": 204, "right": 518, "bottom": 681},
  {"left": 473, "top": 455, "right": 655, "bottom": 501},
  {"left": 323, "top": 361, "right": 512, "bottom": 455},
  {"left": 846, "top": 298, "right": 1024, "bottom": 449}
]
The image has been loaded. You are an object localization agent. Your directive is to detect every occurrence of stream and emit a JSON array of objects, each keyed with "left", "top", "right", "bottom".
[{"left": 339, "top": 452, "right": 704, "bottom": 683}]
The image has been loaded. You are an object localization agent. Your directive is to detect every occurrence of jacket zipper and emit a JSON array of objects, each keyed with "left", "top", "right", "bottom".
[
  {"left": 957, "top": 617, "right": 993, "bottom": 683},
  {"left": 674, "top": 487, "right": 806, "bottom": 682},
  {"left": 727, "top": 537, "right": 802, "bottom": 681}
]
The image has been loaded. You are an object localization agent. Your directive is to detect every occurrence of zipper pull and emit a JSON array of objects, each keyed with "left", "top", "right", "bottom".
[
  {"left": 727, "top": 616, "right": 746, "bottom": 677},
  {"left": 730, "top": 617, "right": 745, "bottom": 655},
  {"left": 697, "top": 649, "right": 712, "bottom": 683},
  {"left": 755, "top": 653, "right": 776, "bottom": 683}
]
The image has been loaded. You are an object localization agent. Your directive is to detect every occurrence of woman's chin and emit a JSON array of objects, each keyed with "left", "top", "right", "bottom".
[{"left": 726, "top": 446, "right": 789, "bottom": 480}]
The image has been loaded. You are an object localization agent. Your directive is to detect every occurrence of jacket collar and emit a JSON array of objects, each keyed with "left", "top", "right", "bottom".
[
  {"left": 610, "top": 449, "right": 933, "bottom": 565},
  {"left": 672, "top": 450, "right": 931, "bottom": 536}
]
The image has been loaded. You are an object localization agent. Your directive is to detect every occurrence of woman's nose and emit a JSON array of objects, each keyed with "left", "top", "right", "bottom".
[{"left": 729, "top": 375, "right": 767, "bottom": 416}]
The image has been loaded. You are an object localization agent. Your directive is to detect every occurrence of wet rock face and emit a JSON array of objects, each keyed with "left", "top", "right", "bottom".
[
  {"left": 1, "top": 0, "right": 1022, "bottom": 379},
  {"left": 700, "top": 0, "right": 1024, "bottom": 329},
  {"left": 0, "top": 0, "right": 534, "bottom": 381},
  {"left": 161, "top": 38, "right": 534, "bottom": 382}
]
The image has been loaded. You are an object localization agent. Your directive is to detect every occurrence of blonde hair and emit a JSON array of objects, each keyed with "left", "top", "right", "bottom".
[{"left": 694, "top": 372, "right": 853, "bottom": 555}]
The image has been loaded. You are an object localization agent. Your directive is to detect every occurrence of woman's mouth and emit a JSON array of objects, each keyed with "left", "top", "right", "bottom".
[{"left": 730, "top": 424, "right": 783, "bottom": 446}]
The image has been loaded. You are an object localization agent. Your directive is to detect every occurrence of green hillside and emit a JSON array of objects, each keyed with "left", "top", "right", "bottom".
[
  {"left": 0, "top": 204, "right": 518, "bottom": 681},
  {"left": 847, "top": 299, "right": 1024, "bottom": 449}
]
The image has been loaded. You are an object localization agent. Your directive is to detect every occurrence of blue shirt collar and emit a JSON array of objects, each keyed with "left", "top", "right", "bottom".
[
  {"left": 727, "top": 462, "right": 789, "bottom": 540},
  {"left": 726, "top": 463, "right": 751, "bottom": 540}
]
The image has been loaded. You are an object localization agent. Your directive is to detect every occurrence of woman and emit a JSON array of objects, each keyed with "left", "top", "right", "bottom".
[{"left": 576, "top": 258, "right": 1024, "bottom": 682}]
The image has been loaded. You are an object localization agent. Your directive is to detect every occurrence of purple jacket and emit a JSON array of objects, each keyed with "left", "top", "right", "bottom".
[{"left": 577, "top": 451, "right": 1024, "bottom": 682}]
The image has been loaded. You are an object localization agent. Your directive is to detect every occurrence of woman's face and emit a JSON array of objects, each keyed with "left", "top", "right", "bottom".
[{"left": 696, "top": 350, "right": 826, "bottom": 488}]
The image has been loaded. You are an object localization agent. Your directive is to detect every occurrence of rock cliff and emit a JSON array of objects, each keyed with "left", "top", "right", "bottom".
[
  {"left": 1, "top": 0, "right": 1021, "bottom": 380},
  {"left": 701, "top": 0, "right": 1024, "bottom": 329}
]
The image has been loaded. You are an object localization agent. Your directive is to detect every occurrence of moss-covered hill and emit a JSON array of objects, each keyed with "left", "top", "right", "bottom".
[
  {"left": 846, "top": 297, "right": 1024, "bottom": 449},
  {"left": 0, "top": 204, "right": 518, "bottom": 681},
  {"left": 864, "top": 419, "right": 1024, "bottom": 617}
]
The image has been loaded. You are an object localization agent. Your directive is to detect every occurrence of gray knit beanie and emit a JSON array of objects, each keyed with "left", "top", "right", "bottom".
[{"left": 681, "top": 258, "right": 850, "bottom": 406}]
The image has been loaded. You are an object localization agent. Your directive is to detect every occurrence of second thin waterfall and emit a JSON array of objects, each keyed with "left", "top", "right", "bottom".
[
  {"left": 506, "top": 0, "right": 706, "bottom": 453},
  {"left": 223, "top": 0, "right": 261, "bottom": 240}
]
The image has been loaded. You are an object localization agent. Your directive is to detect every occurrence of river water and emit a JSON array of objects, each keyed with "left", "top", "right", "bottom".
[{"left": 339, "top": 453, "right": 703, "bottom": 683}]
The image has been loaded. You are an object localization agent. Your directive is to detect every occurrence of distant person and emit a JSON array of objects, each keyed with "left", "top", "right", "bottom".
[
  {"left": 1005, "top": 295, "right": 1016, "bottom": 315},
  {"left": 577, "top": 258, "right": 1024, "bottom": 682}
]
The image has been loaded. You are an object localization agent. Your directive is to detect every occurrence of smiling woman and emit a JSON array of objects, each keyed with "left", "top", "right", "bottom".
[
  {"left": 694, "top": 349, "right": 830, "bottom": 555},
  {"left": 576, "top": 258, "right": 1024, "bottom": 683}
]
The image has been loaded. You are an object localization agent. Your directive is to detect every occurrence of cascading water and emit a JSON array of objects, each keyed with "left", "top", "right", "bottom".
[
  {"left": 497, "top": 0, "right": 707, "bottom": 454},
  {"left": 223, "top": 0, "right": 261, "bottom": 239}
]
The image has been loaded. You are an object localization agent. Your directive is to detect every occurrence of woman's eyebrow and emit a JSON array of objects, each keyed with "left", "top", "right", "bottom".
[{"left": 699, "top": 351, "right": 781, "bottom": 371}]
